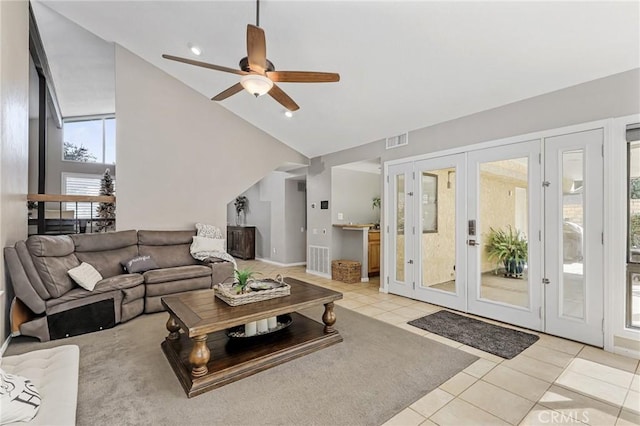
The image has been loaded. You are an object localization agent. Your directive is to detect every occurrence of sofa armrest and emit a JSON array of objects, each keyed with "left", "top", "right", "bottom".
[{"left": 3, "top": 247, "right": 46, "bottom": 314}]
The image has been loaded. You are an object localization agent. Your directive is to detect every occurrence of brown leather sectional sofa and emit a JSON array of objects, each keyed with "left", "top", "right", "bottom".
[{"left": 4, "top": 230, "right": 234, "bottom": 341}]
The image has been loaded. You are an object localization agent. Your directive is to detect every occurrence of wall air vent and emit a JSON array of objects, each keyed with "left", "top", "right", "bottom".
[
  {"left": 386, "top": 132, "right": 408, "bottom": 149},
  {"left": 307, "top": 245, "right": 330, "bottom": 276}
]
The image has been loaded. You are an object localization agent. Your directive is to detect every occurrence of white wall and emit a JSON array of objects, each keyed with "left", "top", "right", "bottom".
[
  {"left": 227, "top": 172, "right": 307, "bottom": 265},
  {"left": 115, "top": 46, "right": 307, "bottom": 231},
  {"left": 331, "top": 168, "right": 380, "bottom": 225},
  {"left": 0, "top": 0, "right": 29, "bottom": 344}
]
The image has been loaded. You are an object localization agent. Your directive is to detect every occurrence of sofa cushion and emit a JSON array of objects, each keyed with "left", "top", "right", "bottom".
[
  {"left": 70, "top": 230, "right": 138, "bottom": 252},
  {"left": 138, "top": 245, "right": 197, "bottom": 269},
  {"left": 0, "top": 368, "right": 41, "bottom": 424},
  {"left": 75, "top": 246, "right": 138, "bottom": 279},
  {"left": 26, "top": 235, "right": 74, "bottom": 257},
  {"left": 30, "top": 254, "right": 80, "bottom": 299},
  {"left": 121, "top": 255, "right": 158, "bottom": 273},
  {"left": 1, "top": 346, "right": 78, "bottom": 426},
  {"left": 138, "top": 230, "right": 195, "bottom": 246},
  {"left": 15, "top": 241, "right": 50, "bottom": 300},
  {"left": 45, "top": 274, "right": 143, "bottom": 308},
  {"left": 143, "top": 265, "right": 211, "bottom": 284}
]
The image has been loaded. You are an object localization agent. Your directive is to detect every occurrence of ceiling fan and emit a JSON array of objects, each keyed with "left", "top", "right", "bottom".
[{"left": 162, "top": 1, "right": 339, "bottom": 112}]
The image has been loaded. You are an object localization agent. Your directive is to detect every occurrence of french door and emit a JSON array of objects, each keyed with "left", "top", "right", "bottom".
[
  {"left": 467, "top": 140, "right": 543, "bottom": 331},
  {"left": 386, "top": 129, "right": 604, "bottom": 345},
  {"left": 388, "top": 155, "right": 467, "bottom": 311}
]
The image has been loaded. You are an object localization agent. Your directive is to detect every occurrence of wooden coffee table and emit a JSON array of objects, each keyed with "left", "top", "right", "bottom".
[{"left": 160, "top": 277, "right": 343, "bottom": 397}]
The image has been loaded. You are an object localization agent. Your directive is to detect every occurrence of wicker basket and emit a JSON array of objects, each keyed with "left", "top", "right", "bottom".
[
  {"left": 214, "top": 281, "right": 291, "bottom": 306},
  {"left": 331, "top": 260, "right": 361, "bottom": 283}
]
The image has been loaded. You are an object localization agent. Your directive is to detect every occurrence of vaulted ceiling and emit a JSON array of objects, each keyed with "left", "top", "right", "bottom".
[{"left": 34, "top": 1, "right": 640, "bottom": 158}]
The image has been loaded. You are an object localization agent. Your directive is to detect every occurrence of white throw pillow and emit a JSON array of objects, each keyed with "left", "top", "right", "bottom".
[
  {"left": 67, "top": 262, "right": 103, "bottom": 291},
  {"left": 191, "top": 235, "right": 226, "bottom": 254},
  {"left": 195, "top": 223, "right": 224, "bottom": 239},
  {"left": 0, "top": 368, "right": 41, "bottom": 424}
]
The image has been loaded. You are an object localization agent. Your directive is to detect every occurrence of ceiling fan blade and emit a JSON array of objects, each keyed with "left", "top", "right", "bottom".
[
  {"left": 211, "top": 83, "right": 244, "bottom": 101},
  {"left": 247, "top": 24, "right": 267, "bottom": 74},
  {"left": 162, "top": 54, "right": 247, "bottom": 76},
  {"left": 266, "top": 71, "right": 340, "bottom": 83},
  {"left": 268, "top": 84, "right": 300, "bottom": 111}
]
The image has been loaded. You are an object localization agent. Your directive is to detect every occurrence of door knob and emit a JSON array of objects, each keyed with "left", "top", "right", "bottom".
[{"left": 468, "top": 239, "right": 478, "bottom": 246}]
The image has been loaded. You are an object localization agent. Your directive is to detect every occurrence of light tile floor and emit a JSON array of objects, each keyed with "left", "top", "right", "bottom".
[{"left": 237, "top": 260, "right": 640, "bottom": 426}]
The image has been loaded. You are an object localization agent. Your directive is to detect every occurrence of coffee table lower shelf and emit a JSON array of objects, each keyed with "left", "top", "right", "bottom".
[{"left": 161, "top": 312, "right": 343, "bottom": 397}]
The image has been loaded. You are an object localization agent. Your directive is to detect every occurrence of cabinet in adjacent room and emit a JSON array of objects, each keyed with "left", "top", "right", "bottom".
[
  {"left": 368, "top": 230, "right": 380, "bottom": 276},
  {"left": 227, "top": 226, "right": 256, "bottom": 260}
]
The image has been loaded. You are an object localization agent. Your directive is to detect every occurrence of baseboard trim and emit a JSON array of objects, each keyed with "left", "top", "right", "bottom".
[
  {"left": 256, "top": 258, "right": 306, "bottom": 268},
  {"left": 305, "top": 270, "right": 332, "bottom": 279}
]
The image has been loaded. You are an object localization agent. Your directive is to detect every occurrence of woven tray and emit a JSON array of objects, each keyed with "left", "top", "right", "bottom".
[{"left": 215, "top": 279, "right": 290, "bottom": 306}]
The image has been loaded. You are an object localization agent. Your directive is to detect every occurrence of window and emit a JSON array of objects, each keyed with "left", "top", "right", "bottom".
[
  {"left": 62, "top": 173, "right": 115, "bottom": 219},
  {"left": 63, "top": 117, "right": 115, "bottom": 164}
]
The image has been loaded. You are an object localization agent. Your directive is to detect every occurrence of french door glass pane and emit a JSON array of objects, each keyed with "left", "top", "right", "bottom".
[
  {"left": 395, "top": 174, "right": 405, "bottom": 282},
  {"left": 561, "top": 150, "right": 585, "bottom": 319},
  {"left": 421, "top": 168, "right": 455, "bottom": 292},
  {"left": 480, "top": 158, "right": 529, "bottom": 307}
]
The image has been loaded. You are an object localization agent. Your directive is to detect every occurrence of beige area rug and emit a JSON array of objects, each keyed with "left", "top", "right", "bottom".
[{"left": 6, "top": 305, "right": 477, "bottom": 426}]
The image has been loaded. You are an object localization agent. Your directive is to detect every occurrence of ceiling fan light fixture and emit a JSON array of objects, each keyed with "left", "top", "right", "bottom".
[
  {"left": 240, "top": 74, "right": 273, "bottom": 97},
  {"left": 284, "top": 111, "right": 293, "bottom": 118}
]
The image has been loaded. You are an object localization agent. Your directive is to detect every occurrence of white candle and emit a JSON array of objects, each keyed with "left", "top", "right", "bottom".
[
  {"left": 267, "top": 316, "right": 277, "bottom": 329},
  {"left": 257, "top": 319, "right": 269, "bottom": 333},
  {"left": 245, "top": 321, "right": 257, "bottom": 337}
]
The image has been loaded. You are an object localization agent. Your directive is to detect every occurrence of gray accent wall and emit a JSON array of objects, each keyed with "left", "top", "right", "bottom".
[
  {"left": 307, "top": 68, "right": 640, "bottom": 279},
  {"left": 1, "top": 0, "right": 29, "bottom": 344},
  {"left": 227, "top": 172, "right": 307, "bottom": 265},
  {"left": 115, "top": 46, "right": 307, "bottom": 231}
]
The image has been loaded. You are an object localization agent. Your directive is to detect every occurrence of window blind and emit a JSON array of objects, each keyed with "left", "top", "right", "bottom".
[{"left": 63, "top": 175, "right": 115, "bottom": 219}]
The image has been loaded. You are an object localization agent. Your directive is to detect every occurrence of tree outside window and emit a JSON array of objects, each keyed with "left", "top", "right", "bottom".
[{"left": 63, "top": 117, "right": 116, "bottom": 164}]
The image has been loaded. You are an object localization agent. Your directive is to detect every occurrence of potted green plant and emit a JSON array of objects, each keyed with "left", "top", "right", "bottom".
[
  {"left": 372, "top": 196, "right": 381, "bottom": 229},
  {"left": 232, "top": 268, "right": 260, "bottom": 294},
  {"left": 485, "top": 226, "right": 528, "bottom": 278}
]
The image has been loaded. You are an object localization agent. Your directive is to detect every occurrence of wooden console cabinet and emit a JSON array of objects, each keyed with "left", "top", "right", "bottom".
[
  {"left": 368, "top": 230, "right": 380, "bottom": 276},
  {"left": 227, "top": 226, "right": 256, "bottom": 260}
]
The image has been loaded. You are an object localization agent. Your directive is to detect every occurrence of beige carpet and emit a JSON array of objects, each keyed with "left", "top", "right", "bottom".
[{"left": 6, "top": 306, "right": 477, "bottom": 426}]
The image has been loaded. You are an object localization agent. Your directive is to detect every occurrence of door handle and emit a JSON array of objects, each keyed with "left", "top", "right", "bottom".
[
  {"left": 468, "top": 239, "right": 478, "bottom": 246},
  {"left": 407, "top": 260, "right": 414, "bottom": 264}
]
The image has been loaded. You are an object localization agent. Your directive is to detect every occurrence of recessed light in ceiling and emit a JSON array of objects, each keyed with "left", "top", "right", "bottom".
[
  {"left": 284, "top": 111, "right": 293, "bottom": 118},
  {"left": 188, "top": 43, "right": 202, "bottom": 56}
]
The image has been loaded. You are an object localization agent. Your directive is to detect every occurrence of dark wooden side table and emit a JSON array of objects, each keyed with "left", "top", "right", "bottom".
[{"left": 227, "top": 225, "right": 255, "bottom": 259}]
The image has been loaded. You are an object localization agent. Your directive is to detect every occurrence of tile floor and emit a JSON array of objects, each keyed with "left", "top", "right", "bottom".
[{"left": 237, "top": 260, "right": 640, "bottom": 426}]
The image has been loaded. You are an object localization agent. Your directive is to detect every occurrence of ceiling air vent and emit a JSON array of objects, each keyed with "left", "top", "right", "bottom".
[{"left": 386, "top": 132, "right": 408, "bottom": 150}]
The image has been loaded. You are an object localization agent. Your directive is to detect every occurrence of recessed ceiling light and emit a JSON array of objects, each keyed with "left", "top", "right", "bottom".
[
  {"left": 188, "top": 43, "right": 202, "bottom": 56},
  {"left": 284, "top": 111, "right": 293, "bottom": 118}
]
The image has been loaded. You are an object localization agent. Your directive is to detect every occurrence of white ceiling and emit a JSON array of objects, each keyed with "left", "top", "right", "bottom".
[{"left": 36, "top": 1, "right": 639, "bottom": 158}]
